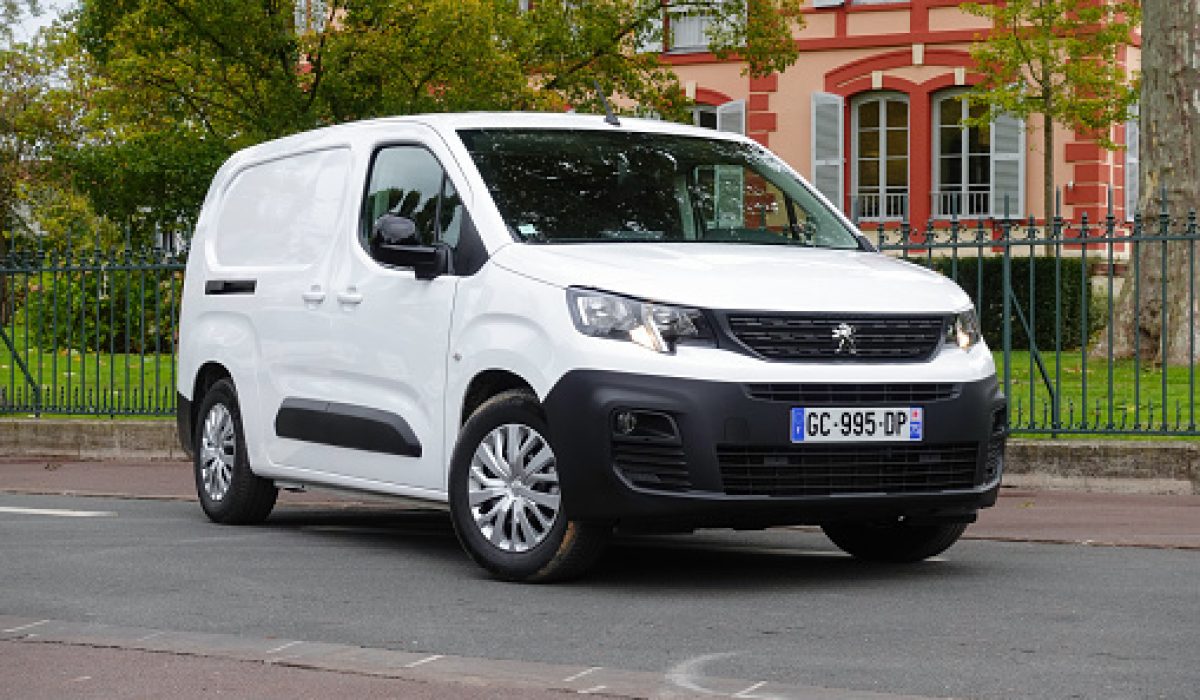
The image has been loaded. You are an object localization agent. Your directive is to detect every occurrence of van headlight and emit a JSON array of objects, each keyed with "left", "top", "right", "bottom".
[
  {"left": 947, "top": 307, "right": 982, "bottom": 351},
  {"left": 567, "top": 288, "right": 713, "bottom": 353}
]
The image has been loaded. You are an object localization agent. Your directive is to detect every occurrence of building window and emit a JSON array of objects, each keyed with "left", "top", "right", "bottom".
[
  {"left": 295, "top": 0, "right": 328, "bottom": 33},
  {"left": 668, "top": 1, "right": 741, "bottom": 52},
  {"left": 852, "top": 93, "right": 909, "bottom": 221},
  {"left": 933, "top": 92, "right": 991, "bottom": 218}
]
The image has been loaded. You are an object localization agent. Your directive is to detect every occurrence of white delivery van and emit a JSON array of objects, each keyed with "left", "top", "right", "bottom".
[{"left": 177, "top": 112, "right": 1006, "bottom": 582}]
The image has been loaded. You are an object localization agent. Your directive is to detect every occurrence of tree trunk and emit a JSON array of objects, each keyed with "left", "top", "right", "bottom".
[{"left": 1105, "top": 0, "right": 1200, "bottom": 365}]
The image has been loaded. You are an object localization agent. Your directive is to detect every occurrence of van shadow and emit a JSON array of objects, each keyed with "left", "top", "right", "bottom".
[{"left": 260, "top": 506, "right": 991, "bottom": 591}]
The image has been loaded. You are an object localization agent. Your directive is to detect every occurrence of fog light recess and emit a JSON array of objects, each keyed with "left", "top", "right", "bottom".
[{"left": 611, "top": 409, "right": 680, "bottom": 443}]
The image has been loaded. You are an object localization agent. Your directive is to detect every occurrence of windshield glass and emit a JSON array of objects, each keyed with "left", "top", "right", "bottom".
[{"left": 457, "top": 128, "right": 861, "bottom": 248}]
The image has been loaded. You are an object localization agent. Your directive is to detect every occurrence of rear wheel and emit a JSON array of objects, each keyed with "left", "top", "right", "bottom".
[
  {"left": 448, "top": 390, "right": 609, "bottom": 582},
  {"left": 822, "top": 519, "right": 967, "bottom": 563},
  {"left": 193, "top": 378, "right": 278, "bottom": 525}
]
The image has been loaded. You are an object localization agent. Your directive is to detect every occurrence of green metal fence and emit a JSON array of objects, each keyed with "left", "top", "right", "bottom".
[
  {"left": 874, "top": 188, "right": 1200, "bottom": 437},
  {"left": 0, "top": 242, "right": 185, "bottom": 417},
  {"left": 2, "top": 190, "right": 1198, "bottom": 436}
]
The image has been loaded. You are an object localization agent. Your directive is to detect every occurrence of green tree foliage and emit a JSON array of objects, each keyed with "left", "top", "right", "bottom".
[
  {"left": 71, "top": 0, "right": 804, "bottom": 238},
  {"left": 963, "top": 0, "right": 1140, "bottom": 225}
]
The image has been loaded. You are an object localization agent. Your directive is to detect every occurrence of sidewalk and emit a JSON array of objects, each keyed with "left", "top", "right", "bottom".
[{"left": 2, "top": 456, "right": 1198, "bottom": 549}]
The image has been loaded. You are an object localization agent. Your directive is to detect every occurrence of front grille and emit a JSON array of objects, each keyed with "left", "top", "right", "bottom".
[
  {"left": 614, "top": 442, "right": 691, "bottom": 492},
  {"left": 725, "top": 314, "right": 946, "bottom": 362},
  {"left": 718, "top": 443, "right": 980, "bottom": 497},
  {"left": 744, "top": 383, "right": 960, "bottom": 404}
]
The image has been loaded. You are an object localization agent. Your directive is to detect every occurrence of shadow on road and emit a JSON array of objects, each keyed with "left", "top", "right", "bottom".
[{"left": 254, "top": 506, "right": 993, "bottom": 590}]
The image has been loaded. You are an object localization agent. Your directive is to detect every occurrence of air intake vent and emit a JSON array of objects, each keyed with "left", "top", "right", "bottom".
[
  {"left": 744, "top": 383, "right": 959, "bottom": 404},
  {"left": 614, "top": 442, "right": 691, "bottom": 492},
  {"left": 718, "top": 443, "right": 979, "bottom": 497},
  {"left": 985, "top": 409, "right": 1008, "bottom": 481},
  {"left": 725, "top": 314, "right": 946, "bottom": 362}
]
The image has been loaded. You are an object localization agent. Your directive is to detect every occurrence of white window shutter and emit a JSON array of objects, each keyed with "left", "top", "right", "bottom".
[
  {"left": 1125, "top": 114, "right": 1140, "bottom": 221},
  {"left": 716, "top": 99, "right": 745, "bottom": 135},
  {"left": 990, "top": 113, "right": 1025, "bottom": 218},
  {"left": 810, "top": 92, "right": 845, "bottom": 212}
]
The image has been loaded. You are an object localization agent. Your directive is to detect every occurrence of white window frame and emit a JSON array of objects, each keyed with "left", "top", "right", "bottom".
[
  {"left": 932, "top": 90, "right": 992, "bottom": 219},
  {"left": 850, "top": 92, "right": 909, "bottom": 222}
]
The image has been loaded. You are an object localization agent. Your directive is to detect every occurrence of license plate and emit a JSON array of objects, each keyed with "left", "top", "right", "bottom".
[{"left": 790, "top": 407, "right": 923, "bottom": 443}]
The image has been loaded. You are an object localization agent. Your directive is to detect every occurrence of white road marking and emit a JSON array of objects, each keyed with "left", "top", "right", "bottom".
[
  {"left": 2, "top": 619, "right": 49, "bottom": 634},
  {"left": 665, "top": 652, "right": 737, "bottom": 696},
  {"left": 0, "top": 506, "right": 116, "bottom": 518},
  {"left": 136, "top": 631, "right": 165, "bottom": 642},
  {"left": 577, "top": 685, "right": 607, "bottom": 694},
  {"left": 404, "top": 654, "right": 444, "bottom": 668},
  {"left": 266, "top": 641, "right": 302, "bottom": 655},
  {"left": 563, "top": 666, "right": 603, "bottom": 683},
  {"left": 734, "top": 680, "right": 767, "bottom": 697}
]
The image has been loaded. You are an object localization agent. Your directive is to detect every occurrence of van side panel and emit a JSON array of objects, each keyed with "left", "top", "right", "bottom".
[
  {"left": 212, "top": 148, "right": 351, "bottom": 269},
  {"left": 183, "top": 311, "right": 270, "bottom": 467},
  {"left": 180, "top": 146, "right": 354, "bottom": 476},
  {"left": 443, "top": 264, "right": 571, "bottom": 485}
]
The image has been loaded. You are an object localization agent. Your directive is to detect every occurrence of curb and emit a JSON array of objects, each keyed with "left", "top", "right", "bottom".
[
  {"left": 2, "top": 419, "right": 1197, "bottom": 494},
  {"left": 0, "top": 419, "right": 187, "bottom": 462}
]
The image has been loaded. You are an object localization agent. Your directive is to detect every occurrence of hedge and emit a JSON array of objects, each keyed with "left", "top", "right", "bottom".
[{"left": 925, "top": 256, "right": 1099, "bottom": 351}]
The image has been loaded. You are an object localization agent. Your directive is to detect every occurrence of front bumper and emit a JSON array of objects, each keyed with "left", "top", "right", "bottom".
[{"left": 543, "top": 370, "right": 1006, "bottom": 530}]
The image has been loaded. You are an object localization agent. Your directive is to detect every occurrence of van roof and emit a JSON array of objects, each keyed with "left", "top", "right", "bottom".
[{"left": 228, "top": 111, "right": 751, "bottom": 164}]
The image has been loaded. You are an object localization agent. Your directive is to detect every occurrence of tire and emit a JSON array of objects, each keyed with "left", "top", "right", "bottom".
[
  {"left": 448, "top": 390, "right": 609, "bottom": 582},
  {"left": 193, "top": 378, "right": 278, "bottom": 525},
  {"left": 821, "top": 519, "right": 968, "bottom": 563}
]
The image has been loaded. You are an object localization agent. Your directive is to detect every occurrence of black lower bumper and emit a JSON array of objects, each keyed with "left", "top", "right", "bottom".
[{"left": 543, "top": 371, "right": 1006, "bottom": 530}]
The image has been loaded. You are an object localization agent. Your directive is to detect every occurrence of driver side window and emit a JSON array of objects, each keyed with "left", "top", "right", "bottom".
[{"left": 360, "top": 145, "right": 462, "bottom": 261}]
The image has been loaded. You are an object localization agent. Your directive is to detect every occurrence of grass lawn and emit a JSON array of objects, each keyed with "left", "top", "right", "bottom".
[
  {"left": 998, "top": 349, "right": 1200, "bottom": 437},
  {"left": 0, "top": 324, "right": 176, "bottom": 417}
]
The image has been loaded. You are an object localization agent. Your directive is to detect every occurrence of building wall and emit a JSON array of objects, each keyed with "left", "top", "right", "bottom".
[{"left": 663, "top": 0, "right": 1139, "bottom": 228}]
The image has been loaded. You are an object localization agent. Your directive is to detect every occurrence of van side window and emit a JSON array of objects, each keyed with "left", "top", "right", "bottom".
[{"left": 361, "top": 146, "right": 459, "bottom": 259}]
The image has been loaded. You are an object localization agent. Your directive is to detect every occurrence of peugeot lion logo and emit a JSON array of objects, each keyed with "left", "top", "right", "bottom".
[{"left": 832, "top": 322, "right": 858, "bottom": 355}]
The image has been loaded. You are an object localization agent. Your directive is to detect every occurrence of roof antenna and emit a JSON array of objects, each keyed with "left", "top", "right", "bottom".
[{"left": 593, "top": 79, "right": 621, "bottom": 127}]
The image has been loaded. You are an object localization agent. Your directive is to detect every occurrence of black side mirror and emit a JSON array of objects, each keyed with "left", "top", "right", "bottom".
[
  {"left": 372, "top": 213, "right": 419, "bottom": 247},
  {"left": 371, "top": 215, "right": 450, "bottom": 279}
]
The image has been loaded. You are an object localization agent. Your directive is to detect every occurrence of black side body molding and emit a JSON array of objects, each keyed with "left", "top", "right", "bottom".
[
  {"left": 204, "top": 279, "right": 257, "bottom": 295},
  {"left": 275, "top": 398, "right": 422, "bottom": 458}
]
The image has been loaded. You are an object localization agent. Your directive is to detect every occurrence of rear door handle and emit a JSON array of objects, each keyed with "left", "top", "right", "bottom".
[
  {"left": 301, "top": 285, "right": 326, "bottom": 304},
  {"left": 337, "top": 287, "right": 364, "bottom": 305}
]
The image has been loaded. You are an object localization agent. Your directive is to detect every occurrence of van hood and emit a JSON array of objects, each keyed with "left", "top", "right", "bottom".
[{"left": 490, "top": 242, "right": 970, "bottom": 314}]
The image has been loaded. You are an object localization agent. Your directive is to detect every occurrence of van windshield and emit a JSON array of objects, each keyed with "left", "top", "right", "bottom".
[{"left": 457, "top": 128, "right": 861, "bottom": 249}]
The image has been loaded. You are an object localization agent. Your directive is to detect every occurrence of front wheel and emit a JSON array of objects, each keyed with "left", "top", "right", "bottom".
[
  {"left": 821, "top": 519, "right": 968, "bottom": 563},
  {"left": 448, "top": 390, "right": 609, "bottom": 582}
]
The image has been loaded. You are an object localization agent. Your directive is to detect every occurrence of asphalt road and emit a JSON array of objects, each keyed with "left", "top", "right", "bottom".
[{"left": 2, "top": 492, "right": 1198, "bottom": 700}]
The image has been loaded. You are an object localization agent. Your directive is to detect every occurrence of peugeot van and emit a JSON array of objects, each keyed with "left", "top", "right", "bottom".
[{"left": 177, "top": 113, "right": 1006, "bottom": 582}]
